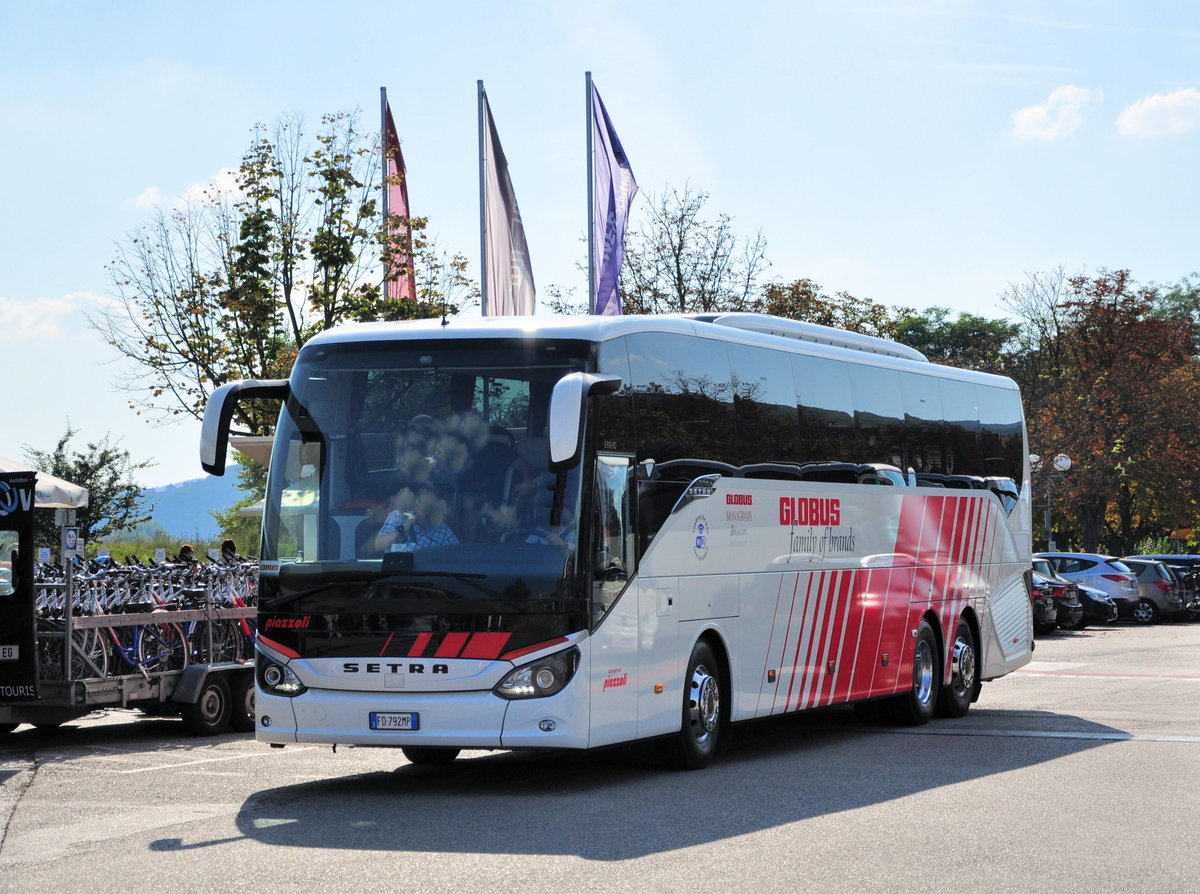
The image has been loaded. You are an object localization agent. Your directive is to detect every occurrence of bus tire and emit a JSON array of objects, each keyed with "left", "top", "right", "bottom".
[
  {"left": 181, "top": 675, "right": 232, "bottom": 736},
  {"left": 890, "top": 620, "right": 938, "bottom": 725},
  {"left": 229, "top": 672, "right": 256, "bottom": 733},
  {"left": 935, "top": 617, "right": 980, "bottom": 718},
  {"left": 671, "top": 639, "right": 722, "bottom": 770},
  {"left": 401, "top": 746, "right": 460, "bottom": 765}
]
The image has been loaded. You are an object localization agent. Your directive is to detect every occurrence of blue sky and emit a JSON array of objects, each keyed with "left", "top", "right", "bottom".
[{"left": 2, "top": 1, "right": 1198, "bottom": 486}]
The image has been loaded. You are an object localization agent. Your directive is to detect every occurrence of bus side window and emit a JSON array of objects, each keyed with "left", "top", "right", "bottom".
[{"left": 593, "top": 454, "right": 635, "bottom": 618}]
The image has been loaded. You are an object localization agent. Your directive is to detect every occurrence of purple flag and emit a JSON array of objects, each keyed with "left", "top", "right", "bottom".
[{"left": 591, "top": 82, "right": 637, "bottom": 316}]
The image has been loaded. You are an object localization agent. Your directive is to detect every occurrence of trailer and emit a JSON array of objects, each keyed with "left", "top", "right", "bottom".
[
  {"left": 0, "top": 469, "right": 257, "bottom": 737},
  {"left": 1, "top": 605, "right": 257, "bottom": 737}
]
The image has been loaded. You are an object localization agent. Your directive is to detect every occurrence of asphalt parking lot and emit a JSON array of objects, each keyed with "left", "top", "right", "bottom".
[{"left": 2, "top": 620, "right": 1199, "bottom": 894}]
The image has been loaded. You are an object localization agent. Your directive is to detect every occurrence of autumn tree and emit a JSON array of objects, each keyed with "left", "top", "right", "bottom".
[
  {"left": 23, "top": 427, "right": 154, "bottom": 550},
  {"left": 1009, "top": 269, "right": 1200, "bottom": 553},
  {"left": 758, "top": 278, "right": 908, "bottom": 339},
  {"left": 620, "top": 185, "right": 769, "bottom": 314}
]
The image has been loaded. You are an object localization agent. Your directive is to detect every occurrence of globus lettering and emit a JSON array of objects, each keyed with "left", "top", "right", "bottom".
[{"left": 779, "top": 496, "right": 841, "bottom": 527}]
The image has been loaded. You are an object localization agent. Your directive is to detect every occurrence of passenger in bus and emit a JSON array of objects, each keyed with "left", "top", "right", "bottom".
[
  {"left": 477, "top": 501, "right": 517, "bottom": 541},
  {"left": 375, "top": 486, "right": 459, "bottom": 551},
  {"left": 374, "top": 486, "right": 418, "bottom": 553},
  {"left": 429, "top": 431, "right": 470, "bottom": 484}
]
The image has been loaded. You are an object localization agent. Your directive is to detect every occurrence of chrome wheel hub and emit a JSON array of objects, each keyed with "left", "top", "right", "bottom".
[
  {"left": 688, "top": 663, "right": 720, "bottom": 743},
  {"left": 913, "top": 639, "right": 935, "bottom": 705},
  {"left": 951, "top": 636, "right": 976, "bottom": 693}
]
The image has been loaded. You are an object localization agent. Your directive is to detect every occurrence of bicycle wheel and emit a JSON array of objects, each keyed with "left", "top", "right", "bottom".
[
  {"left": 136, "top": 623, "right": 189, "bottom": 672},
  {"left": 71, "top": 628, "right": 109, "bottom": 679},
  {"left": 37, "top": 625, "right": 65, "bottom": 680}
]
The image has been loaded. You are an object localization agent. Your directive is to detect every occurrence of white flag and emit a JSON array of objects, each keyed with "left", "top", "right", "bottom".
[{"left": 480, "top": 86, "right": 535, "bottom": 315}]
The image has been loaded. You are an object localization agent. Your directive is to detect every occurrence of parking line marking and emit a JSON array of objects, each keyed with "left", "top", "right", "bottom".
[
  {"left": 120, "top": 746, "right": 319, "bottom": 774},
  {"left": 1015, "top": 668, "right": 1200, "bottom": 681},
  {"left": 884, "top": 727, "right": 1200, "bottom": 743}
]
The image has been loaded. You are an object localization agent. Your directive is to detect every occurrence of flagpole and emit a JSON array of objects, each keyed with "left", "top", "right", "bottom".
[
  {"left": 380, "top": 86, "right": 389, "bottom": 301},
  {"left": 586, "top": 71, "right": 595, "bottom": 315},
  {"left": 477, "top": 80, "right": 489, "bottom": 316}
]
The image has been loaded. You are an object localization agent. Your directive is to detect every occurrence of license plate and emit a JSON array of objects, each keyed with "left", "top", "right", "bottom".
[
  {"left": 0, "top": 645, "right": 18, "bottom": 661},
  {"left": 369, "top": 711, "right": 419, "bottom": 731}
]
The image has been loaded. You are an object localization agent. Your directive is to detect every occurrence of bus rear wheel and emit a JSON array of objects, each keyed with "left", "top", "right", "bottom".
[
  {"left": 671, "top": 640, "right": 722, "bottom": 770},
  {"left": 935, "top": 617, "right": 980, "bottom": 718},
  {"left": 890, "top": 620, "right": 938, "bottom": 725}
]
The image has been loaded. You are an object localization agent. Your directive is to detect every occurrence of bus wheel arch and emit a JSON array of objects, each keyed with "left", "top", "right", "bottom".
[
  {"left": 936, "top": 611, "right": 982, "bottom": 718},
  {"left": 890, "top": 617, "right": 939, "bottom": 725},
  {"left": 671, "top": 633, "right": 729, "bottom": 770}
]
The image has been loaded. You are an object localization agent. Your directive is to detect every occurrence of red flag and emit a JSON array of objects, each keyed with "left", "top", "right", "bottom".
[{"left": 383, "top": 101, "right": 416, "bottom": 302}]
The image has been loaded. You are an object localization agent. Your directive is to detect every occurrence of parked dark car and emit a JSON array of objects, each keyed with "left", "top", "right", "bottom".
[
  {"left": 1028, "top": 573, "right": 1059, "bottom": 635},
  {"left": 1074, "top": 583, "right": 1120, "bottom": 627},
  {"left": 1033, "top": 558, "right": 1111, "bottom": 629},
  {"left": 1127, "top": 555, "right": 1200, "bottom": 619}
]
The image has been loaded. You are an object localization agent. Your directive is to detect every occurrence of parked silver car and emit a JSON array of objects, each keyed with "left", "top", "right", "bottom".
[
  {"left": 1120, "top": 557, "right": 1184, "bottom": 623},
  {"left": 1034, "top": 553, "right": 1141, "bottom": 620}
]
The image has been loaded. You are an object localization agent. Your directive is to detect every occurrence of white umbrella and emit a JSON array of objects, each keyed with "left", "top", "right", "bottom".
[{"left": 0, "top": 456, "right": 89, "bottom": 508}]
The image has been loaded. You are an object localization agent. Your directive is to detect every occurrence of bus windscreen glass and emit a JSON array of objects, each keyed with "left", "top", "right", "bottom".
[{"left": 258, "top": 341, "right": 589, "bottom": 659}]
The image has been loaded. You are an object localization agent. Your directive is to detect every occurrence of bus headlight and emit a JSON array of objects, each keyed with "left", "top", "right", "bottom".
[
  {"left": 257, "top": 658, "right": 307, "bottom": 697},
  {"left": 494, "top": 647, "right": 580, "bottom": 700}
]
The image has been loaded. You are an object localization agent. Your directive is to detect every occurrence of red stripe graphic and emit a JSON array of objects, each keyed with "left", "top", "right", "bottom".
[
  {"left": 798, "top": 571, "right": 838, "bottom": 710},
  {"left": 784, "top": 572, "right": 821, "bottom": 713},
  {"left": 408, "top": 632, "right": 433, "bottom": 657},
  {"left": 459, "top": 632, "right": 513, "bottom": 659},
  {"left": 757, "top": 574, "right": 792, "bottom": 716},
  {"left": 817, "top": 570, "right": 855, "bottom": 707},
  {"left": 843, "top": 566, "right": 878, "bottom": 702},
  {"left": 435, "top": 632, "right": 470, "bottom": 658}
]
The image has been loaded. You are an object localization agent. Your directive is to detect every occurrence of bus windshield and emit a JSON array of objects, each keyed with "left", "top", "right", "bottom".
[{"left": 259, "top": 339, "right": 590, "bottom": 658}]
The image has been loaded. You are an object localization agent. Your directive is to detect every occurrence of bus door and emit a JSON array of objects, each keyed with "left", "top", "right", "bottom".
[{"left": 588, "top": 454, "right": 642, "bottom": 746}]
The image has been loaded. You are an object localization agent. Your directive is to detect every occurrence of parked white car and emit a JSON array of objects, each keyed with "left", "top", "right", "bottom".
[{"left": 1034, "top": 553, "right": 1141, "bottom": 621}]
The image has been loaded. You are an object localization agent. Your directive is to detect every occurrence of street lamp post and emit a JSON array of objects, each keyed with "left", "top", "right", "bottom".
[{"left": 1031, "top": 453, "right": 1072, "bottom": 551}]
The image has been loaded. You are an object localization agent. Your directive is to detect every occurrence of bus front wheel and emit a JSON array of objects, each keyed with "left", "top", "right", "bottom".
[
  {"left": 401, "top": 746, "right": 460, "bottom": 766},
  {"left": 671, "top": 640, "right": 722, "bottom": 770}
]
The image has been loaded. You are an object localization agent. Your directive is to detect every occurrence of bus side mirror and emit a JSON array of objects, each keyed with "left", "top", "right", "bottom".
[
  {"left": 200, "top": 379, "right": 290, "bottom": 476},
  {"left": 548, "top": 373, "right": 622, "bottom": 471}
]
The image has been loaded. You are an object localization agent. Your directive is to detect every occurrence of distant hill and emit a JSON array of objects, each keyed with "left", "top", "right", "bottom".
[{"left": 136, "top": 472, "right": 247, "bottom": 541}]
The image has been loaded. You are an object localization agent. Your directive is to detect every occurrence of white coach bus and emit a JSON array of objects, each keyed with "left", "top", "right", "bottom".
[{"left": 200, "top": 312, "right": 1033, "bottom": 769}]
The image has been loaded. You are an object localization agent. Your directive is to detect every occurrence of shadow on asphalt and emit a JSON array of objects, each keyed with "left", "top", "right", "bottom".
[{"left": 222, "top": 705, "right": 1123, "bottom": 860}]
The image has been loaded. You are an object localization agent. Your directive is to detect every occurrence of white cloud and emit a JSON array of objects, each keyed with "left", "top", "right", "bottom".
[
  {"left": 125, "top": 185, "right": 162, "bottom": 210},
  {"left": 0, "top": 292, "right": 105, "bottom": 341},
  {"left": 124, "top": 167, "right": 242, "bottom": 212},
  {"left": 1117, "top": 88, "right": 1200, "bottom": 137},
  {"left": 1012, "top": 85, "right": 1102, "bottom": 140}
]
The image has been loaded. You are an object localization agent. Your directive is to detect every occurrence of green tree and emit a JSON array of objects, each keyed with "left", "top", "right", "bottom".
[
  {"left": 891, "top": 306, "right": 1020, "bottom": 373},
  {"left": 93, "top": 108, "right": 474, "bottom": 436},
  {"left": 620, "top": 184, "right": 769, "bottom": 314},
  {"left": 23, "top": 427, "right": 154, "bottom": 551}
]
